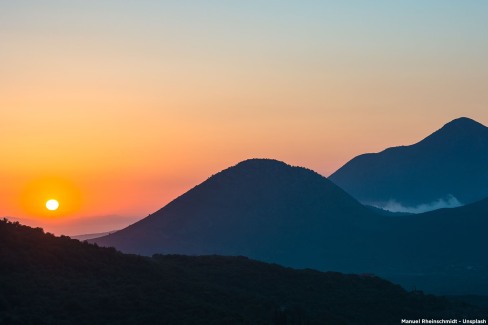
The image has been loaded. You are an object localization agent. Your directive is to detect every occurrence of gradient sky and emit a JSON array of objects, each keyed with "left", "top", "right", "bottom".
[{"left": 1, "top": 1, "right": 488, "bottom": 235}]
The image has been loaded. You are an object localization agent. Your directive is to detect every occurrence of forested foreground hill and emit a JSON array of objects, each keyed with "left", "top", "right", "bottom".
[{"left": 1, "top": 219, "right": 486, "bottom": 324}]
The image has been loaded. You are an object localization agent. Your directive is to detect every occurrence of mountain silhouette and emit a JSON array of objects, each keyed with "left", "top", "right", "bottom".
[
  {"left": 329, "top": 117, "right": 488, "bottom": 211},
  {"left": 92, "top": 159, "right": 385, "bottom": 271},
  {"left": 92, "top": 158, "right": 488, "bottom": 294},
  {"left": 4, "top": 219, "right": 483, "bottom": 323}
]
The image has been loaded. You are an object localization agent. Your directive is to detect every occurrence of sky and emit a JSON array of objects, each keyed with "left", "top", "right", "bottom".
[{"left": 1, "top": 1, "right": 487, "bottom": 235}]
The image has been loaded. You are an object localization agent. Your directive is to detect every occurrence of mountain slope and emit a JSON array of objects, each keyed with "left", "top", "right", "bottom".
[
  {"left": 93, "top": 159, "right": 385, "bottom": 270},
  {"left": 373, "top": 197, "right": 488, "bottom": 294},
  {"left": 4, "top": 219, "right": 482, "bottom": 324},
  {"left": 329, "top": 117, "right": 488, "bottom": 210}
]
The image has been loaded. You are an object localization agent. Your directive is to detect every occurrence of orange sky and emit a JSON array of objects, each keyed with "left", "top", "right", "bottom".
[{"left": 1, "top": 2, "right": 487, "bottom": 235}]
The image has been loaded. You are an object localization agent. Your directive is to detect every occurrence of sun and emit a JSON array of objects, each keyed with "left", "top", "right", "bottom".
[{"left": 46, "top": 199, "right": 59, "bottom": 211}]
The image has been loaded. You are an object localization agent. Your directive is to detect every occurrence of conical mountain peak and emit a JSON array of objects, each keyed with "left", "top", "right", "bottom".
[{"left": 91, "top": 158, "right": 373, "bottom": 265}]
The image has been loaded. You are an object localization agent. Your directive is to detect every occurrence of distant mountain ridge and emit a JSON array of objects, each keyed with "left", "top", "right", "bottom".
[
  {"left": 329, "top": 117, "right": 488, "bottom": 211},
  {"left": 71, "top": 231, "right": 117, "bottom": 241}
]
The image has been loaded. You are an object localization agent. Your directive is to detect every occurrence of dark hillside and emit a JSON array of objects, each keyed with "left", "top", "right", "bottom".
[{"left": 1, "top": 219, "right": 484, "bottom": 324}]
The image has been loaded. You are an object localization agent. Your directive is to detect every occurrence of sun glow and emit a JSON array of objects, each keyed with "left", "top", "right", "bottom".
[
  {"left": 46, "top": 199, "right": 59, "bottom": 211},
  {"left": 18, "top": 177, "right": 83, "bottom": 218}
]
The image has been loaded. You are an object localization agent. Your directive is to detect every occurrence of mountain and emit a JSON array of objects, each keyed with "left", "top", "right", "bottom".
[
  {"left": 92, "top": 159, "right": 386, "bottom": 271},
  {"left": 5, "top": 219, "right": 482, "bottom": 324},
  {"left": 329, "top": 117, "right": 488, "bottom": 212},
  {"left": 91, "top": 158, "right": 488, "bottom": 295}
]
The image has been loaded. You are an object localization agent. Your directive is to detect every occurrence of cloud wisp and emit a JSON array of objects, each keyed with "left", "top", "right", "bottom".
[{"left": 374, "top": 195, "right": 463, "bottom": 214}]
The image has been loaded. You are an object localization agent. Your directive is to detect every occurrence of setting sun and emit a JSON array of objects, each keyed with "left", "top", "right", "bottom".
[{"left": 46, "top": 199, "right": 59, "bottom": 211}]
